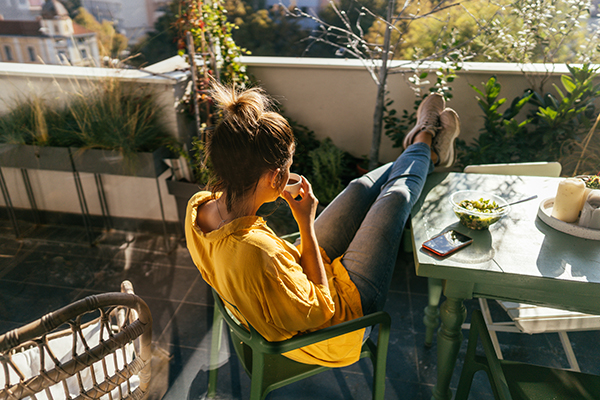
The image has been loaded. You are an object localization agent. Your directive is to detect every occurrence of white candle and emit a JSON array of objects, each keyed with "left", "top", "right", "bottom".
[{"left": 552, "top": 178, "right": 586, "bottom": 223}]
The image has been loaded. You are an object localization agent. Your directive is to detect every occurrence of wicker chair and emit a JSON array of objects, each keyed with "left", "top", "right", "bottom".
[{"left": 0, "top": 280, "right": 152, "bottom": 400}]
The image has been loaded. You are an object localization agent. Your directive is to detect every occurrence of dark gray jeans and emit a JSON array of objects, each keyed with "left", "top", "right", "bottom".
[{"left": 314, "top": 143, "right": 433, "bottom": 314}]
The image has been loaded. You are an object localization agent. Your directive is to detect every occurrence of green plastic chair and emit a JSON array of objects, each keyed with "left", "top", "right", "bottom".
[
  {"left": 455, "top": 310, "right": 600, "bottom": 400},
  {"left": 207, "top": 286, "right": 391, "bottom": 400}
]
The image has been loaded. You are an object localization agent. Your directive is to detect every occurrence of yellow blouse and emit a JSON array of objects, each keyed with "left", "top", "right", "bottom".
[{"left": 185, "top": 192, "right": 364, "bottom": 367}]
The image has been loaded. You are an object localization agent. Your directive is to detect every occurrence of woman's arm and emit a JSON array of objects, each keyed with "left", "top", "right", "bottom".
[{"left": 281, "top": 177, "right": 329, "bottom": 289}]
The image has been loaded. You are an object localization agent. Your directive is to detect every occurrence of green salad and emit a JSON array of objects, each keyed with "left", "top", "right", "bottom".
[
  {"left": 455, "top": 198, "right": 501, "bottom": 230},
  {"left": 458, "top": 198, "right": 499, "bottom": 212},
  {"left": 584, "top": 175, "right": 600, "bottom": 190}
]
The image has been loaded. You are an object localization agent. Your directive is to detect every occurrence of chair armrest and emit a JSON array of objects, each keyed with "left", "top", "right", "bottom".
[
  {"left": 213, "top": 288, "right": 390, "bottom": 354},
  {"left": 280, "top": 232, "right": 300, "bottom": 243},
  {"left": 258, "top": 311, "right": 391, "bottom": 354}
]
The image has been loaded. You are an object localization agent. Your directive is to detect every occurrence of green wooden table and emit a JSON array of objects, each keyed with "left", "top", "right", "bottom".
[{"left": 410, "top": 172, "right": 600, "bottom": 400}]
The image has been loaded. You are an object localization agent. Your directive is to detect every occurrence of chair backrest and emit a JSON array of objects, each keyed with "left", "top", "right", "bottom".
[
  {"left": 0, "top": 288, "right": 152, "bottom": 400},
  {"left": 210, "top": 288, "right": 391, "bottom": 400},
  {"left": 212, "top": 288, "right": 258, "bottom": 343},
  {"left": 211, "top": 288, "right": 294, "bottom": 356},
  {"left": 464, "top": 162, "right": 562, "bottom": 177}
]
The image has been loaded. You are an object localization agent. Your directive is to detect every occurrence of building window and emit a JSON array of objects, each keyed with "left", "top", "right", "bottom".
[
  {"left": 4, "top": 46, "right": 13, "bottom": 61},
  {"left": 28, "top": 46, "right": 35, "bottom": 62},
  {"left": 80, "top": 48, "right": 87, "bottom": 59},
  {"left": 58, "top": 50, "right": 69, "bottom": 63}
]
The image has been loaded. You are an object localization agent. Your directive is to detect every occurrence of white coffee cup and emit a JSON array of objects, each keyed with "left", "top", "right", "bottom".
[{"left": 284, "top": 173, "right": 302, "bottom": 197}]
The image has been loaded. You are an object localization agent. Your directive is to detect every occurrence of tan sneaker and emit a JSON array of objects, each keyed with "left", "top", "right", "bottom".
[
  {"left": 433, "top": 108, "right": 460, "bottom": 168},
  {"left": 403, "top": 93, "right": 445, "bottom": 149}
]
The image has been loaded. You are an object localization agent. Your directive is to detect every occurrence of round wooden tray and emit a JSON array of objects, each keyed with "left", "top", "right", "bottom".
[{"left": 537, "top": 197, "right": 600, "bottom": 240}]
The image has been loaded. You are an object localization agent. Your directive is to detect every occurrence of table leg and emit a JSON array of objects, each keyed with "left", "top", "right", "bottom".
[
  {"left": 424, "top": 278, "right": 443, "bottom": 347},
  {"left": 431, "top": 296, "right": 467, "bottom": 400}
]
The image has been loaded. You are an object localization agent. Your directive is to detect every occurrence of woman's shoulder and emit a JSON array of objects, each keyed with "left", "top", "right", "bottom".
[
  {"left": 188, "top": 191, "right": 213, "bottom": 209},
  {"left": 186, "top": 191, "right": 222, "bottom": 233}
]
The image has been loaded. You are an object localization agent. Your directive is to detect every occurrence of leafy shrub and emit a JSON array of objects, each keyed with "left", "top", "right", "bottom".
[
  {"left": 560, "top": 114, "right": 600, "bottom": 176},
  {"left": 309, "top": 138, "right": 346, "bottom": 205},
  {"left": 457, "top": 65, "right": 600, "bottom": 172},
  {"left": 287, "top": 116, "right": 320, "bottom": 179},
  {"left": 456, "top": 76, "right": 533, "bottom": 166},
  {"left": 527, "top": 65, "right": 600, "bottom": 162}
]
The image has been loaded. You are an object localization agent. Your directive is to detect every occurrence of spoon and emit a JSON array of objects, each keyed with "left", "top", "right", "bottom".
[{"left": 493, "top": 195, "right": 538, "bottom": 210}]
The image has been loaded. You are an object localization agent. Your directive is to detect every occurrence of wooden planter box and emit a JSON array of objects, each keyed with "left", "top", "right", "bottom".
[
  {"left": 69, "top": 147, "right": 171, "bottom": 178},
  {"left": 0, "top": 144, "right": 73, "bottom": 171},
  {"left": 0, "top": 145, "right": 171, "bottom": 177}
]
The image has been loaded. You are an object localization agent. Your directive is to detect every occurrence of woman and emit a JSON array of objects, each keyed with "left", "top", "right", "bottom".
[{"left": 185, "top": 83, "right": 460, "bottom": 367}]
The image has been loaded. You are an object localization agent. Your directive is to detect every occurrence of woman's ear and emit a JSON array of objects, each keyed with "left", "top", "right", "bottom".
[{"left": 269, "top": 168, "right": 281, "bottom": 189}]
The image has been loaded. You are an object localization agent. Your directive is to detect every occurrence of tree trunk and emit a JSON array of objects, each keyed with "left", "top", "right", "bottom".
[{"left": 368, "top": 0, "right": 394, "bottom": 171}]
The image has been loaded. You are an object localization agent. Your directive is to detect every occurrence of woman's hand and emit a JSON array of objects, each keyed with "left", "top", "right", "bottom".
[
  {"left": 281, "top": 176, "right": 328, "bottom": 289},
  {"left": 281, "top": 176, "right": 319, "bottom": 231}
]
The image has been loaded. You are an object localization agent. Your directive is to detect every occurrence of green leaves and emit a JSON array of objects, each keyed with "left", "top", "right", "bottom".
[
  {"left": 175, "top": 0, "right": 249, "bottom": 86},
  {"left": 484, "top": 76, "right": 502, "bottom": 101},
  {"left": 561, "top": 75, "right": 576, "bottom": 93},
  {"left": 458, "top": 65, "right": 600, "bottom": 169},
  {"left": 457, "top": 76, "right": 534, "bottom": 167},
  {"left": 308, "top": 138, "right": 345, "bottom": 205}
]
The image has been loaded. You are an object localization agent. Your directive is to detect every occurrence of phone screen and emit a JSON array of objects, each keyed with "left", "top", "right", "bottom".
[{"left": 422, "top": 230, "right": 473, "bottom": 257}]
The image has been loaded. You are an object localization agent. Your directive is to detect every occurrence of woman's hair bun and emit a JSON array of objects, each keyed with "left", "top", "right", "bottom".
[{"left": 211, "top": 81, "right": 272, "bottom": 124}]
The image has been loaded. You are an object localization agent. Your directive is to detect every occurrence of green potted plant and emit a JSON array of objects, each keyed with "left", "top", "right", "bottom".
[
  {"left": 0, "top": 79, "right": 177, "bottom": 176},
  {"left": 0, "top": 77, "right": 178, "bottom": 242},
  {"left": 0, "top": 96, "right": 74, "bottom": 172},
  {"left": 65, "top": 78, "right": 175, "bottom": 178}
]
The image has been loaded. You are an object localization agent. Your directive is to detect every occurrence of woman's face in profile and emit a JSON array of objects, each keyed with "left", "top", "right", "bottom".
[
  {"left": 275, "top": 146, "right": 295, "bottom": 197},
  {"left": 280, "top": 156, "right": 293, "bottom": 191}
]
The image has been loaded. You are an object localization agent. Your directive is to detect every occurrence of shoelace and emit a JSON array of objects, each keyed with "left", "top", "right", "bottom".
[{"left": 422, "top": 112, "right": 441, "bottom": 131}]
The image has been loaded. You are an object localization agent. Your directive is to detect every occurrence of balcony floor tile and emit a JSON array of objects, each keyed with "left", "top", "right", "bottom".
[{"left": 2, "top": 218, "right": 600, "bottom": 399}]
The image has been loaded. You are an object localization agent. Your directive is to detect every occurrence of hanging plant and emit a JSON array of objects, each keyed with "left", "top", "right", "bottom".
[{"left": 175, "top": 0, "right": 249, "bottom": 87}]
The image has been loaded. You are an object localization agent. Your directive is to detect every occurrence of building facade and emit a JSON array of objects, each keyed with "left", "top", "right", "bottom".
[
  {"left": 0, "top": 0, "right": 43, "bottom": 21},
  {"left": 0, "top": 0, "right": 99, "bottom": 65}
]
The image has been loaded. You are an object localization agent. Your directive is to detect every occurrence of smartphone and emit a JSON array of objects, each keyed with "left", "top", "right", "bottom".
[{"left": 422, "top": 230, "right": 473, "bottom": 257}]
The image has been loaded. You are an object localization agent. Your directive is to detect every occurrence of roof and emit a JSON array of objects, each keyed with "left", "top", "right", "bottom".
[
  {"left": 41, "top": 0, "right": 69, "bottom": 19},
  {"left": 0, "top": 20, "right": 94, "bottom": 38},
  {"left": 0, "top": 20, "right": 44, "bottom": 37},
  {"left": 73, "top": 22, "right": 94, "bottom": 35}
]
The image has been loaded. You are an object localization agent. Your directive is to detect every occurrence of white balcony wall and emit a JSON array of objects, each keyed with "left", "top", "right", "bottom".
[
  {"left": 0, "top": 62, "right": 185, "bottom": 222},
  {"left": 242, "top": 57, "right": 577, "bottom": 164}
]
